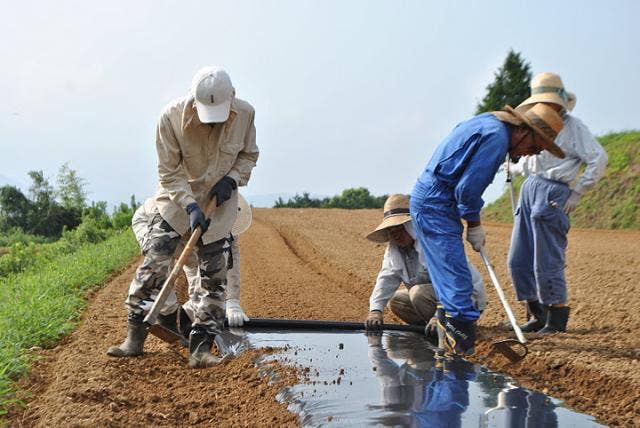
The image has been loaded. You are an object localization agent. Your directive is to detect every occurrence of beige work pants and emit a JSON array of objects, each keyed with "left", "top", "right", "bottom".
[{"left": 388, "top": 283, "right": 438, "bottom": 325}]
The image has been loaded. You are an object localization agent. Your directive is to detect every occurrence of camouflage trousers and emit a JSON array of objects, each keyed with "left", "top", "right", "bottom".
[{"left": 125, "top": 213, "right": 228, "bottom": 335}]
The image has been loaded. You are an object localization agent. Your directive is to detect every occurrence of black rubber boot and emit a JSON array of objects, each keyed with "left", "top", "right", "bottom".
[
  {"left": 188, "top": 328, "right": 222, "bottom": 369},
  {"left": 106, "top": 313, "right": 148, "bottom": 357},
  {"left": 437, "top": 308, "right": 476, "bottom": 356},
  {"left": 538, "top": 306, "right": 570, "bottom": 334},
  {"left": 520, "top": 301, "right": 548, "bottom": 333},
  {"left": 158, "top": 310, "right": 179, "bottom": 335}
]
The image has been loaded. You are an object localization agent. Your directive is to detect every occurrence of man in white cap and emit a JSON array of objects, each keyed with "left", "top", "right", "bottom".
[
  {"left": 507, "top": 72, "right": 608, "bottom": 334},
  {"left": 107, "top": 67, "right": 258, "bottom": 368},
  {"left": 364, "top": 194, "right": 486, "bottom": 333},
  {"left": 410, "top": 103, "right": 566, "bottom": 356}
]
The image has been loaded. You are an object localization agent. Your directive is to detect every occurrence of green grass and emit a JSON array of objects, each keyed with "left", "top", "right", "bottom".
[
  {"left": 483, "top": 130, "right": 640, "bottom": 229},
  {"left": 0, "top": 230, "right": 139, "bottom": 416}
]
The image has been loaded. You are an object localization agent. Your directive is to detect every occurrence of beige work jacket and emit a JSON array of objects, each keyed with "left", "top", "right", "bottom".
[{"left": 153, "top": 96, "right": 258, "bottom": 244}]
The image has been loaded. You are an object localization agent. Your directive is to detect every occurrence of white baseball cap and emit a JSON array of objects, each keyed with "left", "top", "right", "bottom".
[{"left": 190, "top": 66, "right": 234, "bottom": 123}]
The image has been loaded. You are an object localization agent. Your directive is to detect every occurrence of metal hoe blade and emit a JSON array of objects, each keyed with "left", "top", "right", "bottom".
[
  {"left": 491, "top": 339, "right": 528, "bottom": 363},
  {"left": 148, "top": 324, "right": 188, "bottom": 348}
]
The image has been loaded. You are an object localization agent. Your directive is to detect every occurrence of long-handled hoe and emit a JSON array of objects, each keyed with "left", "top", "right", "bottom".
[{"left": 480, "top": 247, "right": 528, "bottom": 363}]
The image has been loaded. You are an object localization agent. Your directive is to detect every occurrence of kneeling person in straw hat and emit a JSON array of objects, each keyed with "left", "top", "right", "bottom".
[
  {"left": 410, "top": 103, "right": 565, "bottom": 356},
  {"left": 128, "top": 194, "right": 253, "bottom": 335},
  {"left": 107, "top": 66, "right": 259, "bottom": 368},
  {"left": 365, "top": 194, "right": 486, "bottom": 333},
  {"left": 507, "top": 72, "right": 607, "bottom": 334}
]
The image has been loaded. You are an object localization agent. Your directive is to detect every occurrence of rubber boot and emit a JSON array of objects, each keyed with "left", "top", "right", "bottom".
[
  {"left": 520, "top": 301, "right": 548, "bottom": 333},
  {"left": 106, "top": 314, "right": 148, "bottom": 357},
  {"left": 158, "top": 310, "right": 179, "bottom": 335},
  {"left": 188, "top": 327, "right": 222, "bottom": 369},
  {"left": 538, "top": 306, "right": 570, "bottom": 334},
  {"left": 436, "top": 307, "right": 476, "bottom": 356}
]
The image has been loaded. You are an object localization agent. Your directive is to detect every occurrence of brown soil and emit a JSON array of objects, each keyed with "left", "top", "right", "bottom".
[{"left": 8, "top": 208, "right": 640, "bottom": 426}]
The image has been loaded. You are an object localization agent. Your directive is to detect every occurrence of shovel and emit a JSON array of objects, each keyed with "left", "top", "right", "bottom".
[
  {"left": 479, "top": 247, "right": 528, "bottom": 363},
  {"left": 143, "top": 196, "right": 218, "bottom": 347}
]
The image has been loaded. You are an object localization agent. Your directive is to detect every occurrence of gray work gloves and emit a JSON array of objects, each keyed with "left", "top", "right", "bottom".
[
  {"left": 226, "top": 299, "right": 249, "bottom": 327},
  {"left": 208, "top": 176, "right": 237, "bottom": 207},
  {"left": 186, "top": 202, "right": 209, "bottom": 234},
  {"left": 365, "top": 310, "right": 383, "bottom": 329},
  {"left": 563, "top": 190, "right": 582, "bottom": 214},
  {"left": 466, "top": 224, "right": 486, "bottom": 252}
]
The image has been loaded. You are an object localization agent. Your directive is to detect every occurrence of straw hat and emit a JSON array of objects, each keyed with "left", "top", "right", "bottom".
[
  {"left": 231, "top": 193, "right": 252, "bottom": 236},
  {"left": 366, "top": 194, "right": 412, "bottom": 243},
  {"left": 492, "top": 103, "right": 565, "bottom": 159},
  {"left": 519, "top": 72, "right": 576, "bottom": 111}
]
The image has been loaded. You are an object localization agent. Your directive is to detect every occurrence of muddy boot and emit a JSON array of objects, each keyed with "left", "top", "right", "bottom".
[
  {"left": 538, "top": 306, "right": 570, "bottom": 334},
  {"left": 106, "top": 314, "right": 148, "bottom": 357},
  {"left": 520, "top": 301, "right": 548, "bottom": 333},
  {"left": 158, "top": 310, "right": 179, "bottom": 335},
  {"left": 188, "top": 327, "right": 222, "bottom": 369}
]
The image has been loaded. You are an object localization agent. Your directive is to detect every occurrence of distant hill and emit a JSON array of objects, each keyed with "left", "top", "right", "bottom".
[{"left": 483, "top": 130, "right": 639, "bottom": 229}]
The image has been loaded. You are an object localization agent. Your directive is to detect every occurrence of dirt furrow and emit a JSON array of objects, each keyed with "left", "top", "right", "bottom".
[{"left": 8, "top": 208, "right": 640, "bottom": 427}]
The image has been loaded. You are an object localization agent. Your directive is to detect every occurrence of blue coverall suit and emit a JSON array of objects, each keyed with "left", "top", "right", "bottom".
[{"left": 410, "top": 113, "right": 509, "bottom": 321}]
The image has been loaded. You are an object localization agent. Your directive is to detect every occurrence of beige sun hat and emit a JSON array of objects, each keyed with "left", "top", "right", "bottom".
[
  {"left": 231, "top": 193, "right": 252, "bottom": 236},
  {"left": 492, "top": 103, "right": 566, "bottom": 159},
  {"left": 519, "top": 72, "right": 576, "bottom": 111},
  {"left": 366, "top": 194, "right": 412, "bottom": 243}
]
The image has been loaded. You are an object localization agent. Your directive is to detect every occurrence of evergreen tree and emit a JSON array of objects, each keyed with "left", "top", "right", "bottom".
[{"left": 476, "top": 49, "right": 532, "bottom": 114}]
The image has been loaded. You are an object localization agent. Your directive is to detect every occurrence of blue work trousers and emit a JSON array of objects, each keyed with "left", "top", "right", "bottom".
[
  {"left": 508, "top": 175, "right": 571, "bottom": 305},
  {"left": 410, "top": 178, "right": 479, "bottom": 321}
]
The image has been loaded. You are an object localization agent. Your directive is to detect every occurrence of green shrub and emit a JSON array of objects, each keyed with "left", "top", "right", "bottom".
[{"left": 0, "top": 243, "right": 38, "bottom": 276}]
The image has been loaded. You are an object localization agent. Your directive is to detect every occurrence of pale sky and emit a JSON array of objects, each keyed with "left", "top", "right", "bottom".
[{"left": 2, "top": 0, "right": 638, "bottom": 208}]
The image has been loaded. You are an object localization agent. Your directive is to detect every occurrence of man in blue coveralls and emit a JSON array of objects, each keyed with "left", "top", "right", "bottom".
[{"left": 410, "top": 103, "right": 566, "bottom": 356}]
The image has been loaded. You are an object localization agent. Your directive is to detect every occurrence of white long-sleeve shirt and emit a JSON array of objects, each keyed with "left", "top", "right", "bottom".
[
  {"left": 509, "top": 114, "right": 607, "bottom": 195},
  {"left": 368, "top": 223, "right": 487, "bottom": 312}
]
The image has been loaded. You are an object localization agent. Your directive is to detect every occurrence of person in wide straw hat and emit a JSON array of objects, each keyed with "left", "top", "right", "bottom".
[
  {"left": 364, "top": 194, "right": 486, "bottom": 335},
  {"left": 409, "top": 102, "right": 565, "bottom": 357},
  {"left": 506, "top": 72, "right": 608, "bottom": 335}
]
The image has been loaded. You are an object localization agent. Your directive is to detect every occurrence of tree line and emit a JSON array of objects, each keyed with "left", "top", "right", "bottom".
[
  {"left": 0, "top": 163, "right": 138, "bottom": 245},
  {"left": 274, "top": 187, "right": 387, "bottom": 209}
]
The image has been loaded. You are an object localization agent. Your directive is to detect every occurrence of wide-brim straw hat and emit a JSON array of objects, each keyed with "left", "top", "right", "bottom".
[
  {"left": 519, "top": 72, "right": 576, "bottom": 111},
  {"left": 231, "top": 193, "right": 252, "bottom": 236},
  {"left": 366, "top": 194, "right": 412, "bottom": 243},
  {"left": 492, "top": 103, "right": 566, "bottom": 159}
]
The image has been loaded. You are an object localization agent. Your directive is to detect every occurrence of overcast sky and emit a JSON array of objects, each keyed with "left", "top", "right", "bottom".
[{"left": 1, "top": 0, "right": 638, "bottom": 208}]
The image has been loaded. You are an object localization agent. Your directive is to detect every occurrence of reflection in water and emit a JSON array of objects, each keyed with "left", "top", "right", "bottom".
[
  {"left": 483, "top": 387, "right": 558, "bottom": 428},
  {"left": 241, "top": 329, "right": 602, "bottom": 427}
]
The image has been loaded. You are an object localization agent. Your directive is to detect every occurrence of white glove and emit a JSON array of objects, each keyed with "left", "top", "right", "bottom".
[
  {"left": 466, "top": 225, "right": 486, "bottom": 252},
  {"left": 225, "top": 299, "right": 249, "bottom": 327},
  {"left": 563, "top": 191, "right": 582, "bottom": 214}
]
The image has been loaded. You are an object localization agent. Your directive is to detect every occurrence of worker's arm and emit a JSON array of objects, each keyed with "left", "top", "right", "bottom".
[
  {"left": 226, "top": 108, "right": 259, "bottom": 187},
  {"left": 156, "top": 113, "right": 197, "bottom": 209}
]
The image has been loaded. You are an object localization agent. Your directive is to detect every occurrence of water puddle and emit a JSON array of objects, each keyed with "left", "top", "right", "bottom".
[{"left": 216, "top": 329, "right": 603, "bottom": 427}]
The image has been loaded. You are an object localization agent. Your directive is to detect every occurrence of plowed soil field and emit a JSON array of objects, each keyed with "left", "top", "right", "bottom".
[{"left": 8, "top": 208, "right": 640, "bottom": 427}]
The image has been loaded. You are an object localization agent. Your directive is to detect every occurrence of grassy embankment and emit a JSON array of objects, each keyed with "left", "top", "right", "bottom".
[
  {"left": 483, "top": 130, "right": 640, "bottom": 229},
  {"left": 0, "top": 230, "right": 139, "bottom": 415}
]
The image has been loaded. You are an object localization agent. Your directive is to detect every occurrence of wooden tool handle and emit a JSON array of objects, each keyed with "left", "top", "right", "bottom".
[{"left": 144, "top": 196, "right": 217, "bottom": 325}]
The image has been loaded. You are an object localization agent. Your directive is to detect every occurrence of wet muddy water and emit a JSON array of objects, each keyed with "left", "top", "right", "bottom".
[{"left": 218, "top": 329, "right": 603, "bottom": 427}]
